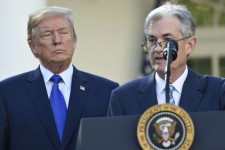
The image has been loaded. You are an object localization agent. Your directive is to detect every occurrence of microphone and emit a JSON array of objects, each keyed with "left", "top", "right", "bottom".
[
  {"left": 163, "top": 39, "right": 178, "bottom": 61},
  {"left": 163, "top": 39, "right": 178, "bottom": 104}
]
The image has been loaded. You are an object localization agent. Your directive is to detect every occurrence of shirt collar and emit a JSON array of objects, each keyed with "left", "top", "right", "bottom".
[
  {"left": 155, "top": 65, "right": 188, "bottom": 94},
  {"left": 40, "top": 64, "right": 73, "bottom": 87},
  {"left": 155, "top": 72, "right": 165, "bottom": 95},
  {"left": 172, "top": 66, "right": 188, "bottom": 94}
]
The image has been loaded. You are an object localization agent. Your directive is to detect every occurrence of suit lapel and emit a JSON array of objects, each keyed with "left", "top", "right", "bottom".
[
  {"left": 138, "top": 72, "right": 158, "bottom": 113},
  {"left": 179, "top": 69, "right": 204, "bottom": 112},
  {"left": 26, "top": 68, "right": 60, "bottom": 149},
  {"left": 61, "top": 67, "right": 88, "bottom": 148},
  {"left": 136, "top": 69, "right": 205, "bottom": 113}
]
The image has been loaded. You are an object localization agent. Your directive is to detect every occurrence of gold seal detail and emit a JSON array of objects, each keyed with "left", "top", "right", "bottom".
[{"left": 137, "top": 104, "right": 194, "bottom": 150}]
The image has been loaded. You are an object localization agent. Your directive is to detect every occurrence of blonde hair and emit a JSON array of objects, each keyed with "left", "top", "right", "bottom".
[{"left": 27, "top": 6, "right": 76, "bottom": 41}]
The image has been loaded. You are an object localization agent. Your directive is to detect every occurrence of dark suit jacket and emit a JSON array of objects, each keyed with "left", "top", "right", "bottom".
[
  {"left": 108, "top": 68, "right": 225, "bottom": 116},
  {"left": 0, "top": 66, "right": 119, "bottom": 150}
]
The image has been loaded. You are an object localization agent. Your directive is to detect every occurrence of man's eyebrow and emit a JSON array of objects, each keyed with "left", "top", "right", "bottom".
[
  {"left": 147, "top": 33, "right": 175, "bottom": 38},
  {"left": 162, "top": 33, "right": 173, "bottom": 37},
  {"left": 147, "top": 34, "right": 156, "bottom": 38}
]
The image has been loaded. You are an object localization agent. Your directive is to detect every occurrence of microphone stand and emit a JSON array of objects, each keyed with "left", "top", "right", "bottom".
[{"left": 164, "top": 43, "right": 173, "bottom": 104}]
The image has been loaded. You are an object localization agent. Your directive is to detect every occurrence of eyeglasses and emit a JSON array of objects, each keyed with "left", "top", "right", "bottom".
[{"left": 141, "top": 36, "right": 192, "bottom": 52}]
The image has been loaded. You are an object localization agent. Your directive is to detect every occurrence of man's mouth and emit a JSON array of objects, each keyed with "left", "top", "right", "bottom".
[{"left": 155, "top": 56, "right": 164, "bottom": 60}]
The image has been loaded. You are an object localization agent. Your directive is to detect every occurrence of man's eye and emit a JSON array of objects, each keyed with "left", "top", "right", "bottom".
[
  {"left": 148, "top": 38, "right": 157, "bottom": 43},
  {"left": 43, "top": 34, "right": 51, "bottom": 37},
  {"left": 164, "top": 38, "right": 172, "bottom": 41},
  {"left": 42, "top": 33, "right": 52, "bottom": 37},
  {"left": 60, "top": 30, "right": 68, "bottom": 34}
]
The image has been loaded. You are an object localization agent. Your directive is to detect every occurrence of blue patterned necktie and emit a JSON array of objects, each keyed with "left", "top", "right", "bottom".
[
  {"left": 50, "top": 75, "right": 67, "bottom": 142},
  {"left": 169, "top": 84, "right": 175, "bottom": 105}
]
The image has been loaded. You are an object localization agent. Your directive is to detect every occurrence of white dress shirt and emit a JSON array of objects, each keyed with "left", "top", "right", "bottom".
[
  {"left": 40, "top": 64, "right": 73, "bottom": 108},
  {"left": 155, "top": 66, "right": 188, "bottom": 106}
]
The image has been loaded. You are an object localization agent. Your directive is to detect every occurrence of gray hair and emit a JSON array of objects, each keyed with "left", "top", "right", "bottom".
[
  {"left": 144, "top": 2, "right": 196, "bottom": 38},
  {"left": 27, "top": 6, "right": 76, "bottom": 41}
]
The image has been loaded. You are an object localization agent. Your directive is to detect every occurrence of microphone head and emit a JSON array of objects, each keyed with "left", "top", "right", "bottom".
[{"left": 163, "top": 39, "right": 178, "bottom": 61}]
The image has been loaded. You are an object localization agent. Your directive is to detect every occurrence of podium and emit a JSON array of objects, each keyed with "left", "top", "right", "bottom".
[{"left": 76, "top": 111, "right": 225, "bottom": 150}]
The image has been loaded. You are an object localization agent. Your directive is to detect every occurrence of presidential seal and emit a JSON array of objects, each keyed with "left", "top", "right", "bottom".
[{"left": 137, "top": 104, "right": 194, "bottom": 150}]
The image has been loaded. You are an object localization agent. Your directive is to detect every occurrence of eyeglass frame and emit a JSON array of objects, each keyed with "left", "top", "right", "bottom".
[{"left": 141, "top": 35, "right": 193, "bottom": 52}]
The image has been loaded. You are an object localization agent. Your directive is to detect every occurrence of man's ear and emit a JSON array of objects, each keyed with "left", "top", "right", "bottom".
[
  {"left": 28, "top": 40, "right": 38, "bottom": 58},
  {"left": 186, "top": 36, "right": 196, "bottom": 55}
]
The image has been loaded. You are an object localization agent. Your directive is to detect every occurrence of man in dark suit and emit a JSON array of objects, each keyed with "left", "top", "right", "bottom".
[
  {"left": 108, "top": 2, "right": 225, "bottom": 116},
  {"left": 0, "top": 7, "right": 118, "bottom": 150}
]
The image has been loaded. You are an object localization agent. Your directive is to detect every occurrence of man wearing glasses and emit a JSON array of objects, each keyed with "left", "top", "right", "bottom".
[{"left": 108, "top": 2, "right": 225, "bottom": 116}]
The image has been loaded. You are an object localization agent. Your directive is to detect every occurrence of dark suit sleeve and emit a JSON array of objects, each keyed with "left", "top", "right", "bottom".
[
  {"left": 107, "top": 89, "right": 123, "bottom": 116},
  {"left": 0, "top": 87, "right": 8, "bottom": 150},
  {"left": 221, "top": 79, "right": 225, "bottom": 110}
]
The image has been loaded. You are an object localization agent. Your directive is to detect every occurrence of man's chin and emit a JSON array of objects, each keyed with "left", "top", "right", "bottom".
[
  {"left": 154, "top": 65, "right": 165, "bottom": 72},
  {"left": 50, "top": 58, "right": 70, "bottom": 66},
  {"left": 52, "top": 56, "right": 70, "bottom": 63}
]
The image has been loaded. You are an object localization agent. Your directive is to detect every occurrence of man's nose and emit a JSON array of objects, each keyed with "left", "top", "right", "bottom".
[{"left": 52, "top": 32, "right": 62, "bottom": 45}]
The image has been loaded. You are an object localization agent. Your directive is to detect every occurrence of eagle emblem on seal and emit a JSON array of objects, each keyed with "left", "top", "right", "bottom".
[{"left": 153, "top": 117, "right": 180, "bottom": 148}]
